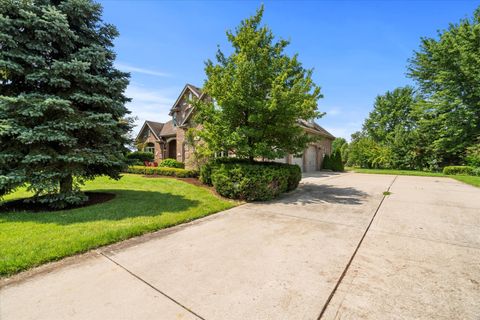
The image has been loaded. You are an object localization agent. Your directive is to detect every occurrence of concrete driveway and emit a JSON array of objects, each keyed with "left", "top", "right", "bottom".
[{"left": 1, "top": 173, "right": 479, "bottom": 319}]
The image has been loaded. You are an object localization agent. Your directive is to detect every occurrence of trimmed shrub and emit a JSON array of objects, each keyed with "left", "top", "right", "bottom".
[
  {"left": 126, "top": 151, "right": 154, "bottom": 164},
  {"left": 322, "top": 151, "right": 344, "bottom": 172},
  {"left": 200, "top": 158, "right": 301, "bottom": 201},
  {"left": 125, "top": 166, "right": 197, "bottom": 178},
  {"left": 442, "top": 166, "right": 474, "bottom": 175},
  {"left": 322, "top": 154, "right": 331, "bottom": 170},
  {"left": 466, "top": 144, "right": 480, "bottom": 167},
  {"left": 472, "top": 167, "right": 480, "bottom": 176},
  {"left": 159, "top": 158, "right": 185, "bottom": 169}
]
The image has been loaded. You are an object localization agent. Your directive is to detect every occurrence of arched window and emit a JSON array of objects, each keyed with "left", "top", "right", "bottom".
[{"left": 144, "top": 142, "right": 155, "bottom": 154}]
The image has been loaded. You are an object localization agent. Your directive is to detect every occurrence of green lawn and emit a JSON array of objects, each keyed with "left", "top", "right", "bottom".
[
  {"left": 0, "top": 174, "right": 236, "bottom": 277},
  {"left": 346, "top": 167, "right": 480, "bottom": 188}
]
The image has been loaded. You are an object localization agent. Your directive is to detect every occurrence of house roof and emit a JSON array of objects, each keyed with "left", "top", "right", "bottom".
[
  {"left": 169, "top": 84, "right": 202, "bottom": 116},
  {"left": 135, "top": 120, "right": 164, "bottom": 141},
  {"left": 186, "top": 83, "right": 202, "bottom": 96},
  {"left": 145, "top": 121, "right": 164, "bottom": 139},
  {"left": 298, "top": 119, "right": 335, "bottom": 140},
  {"left": 159, "top": 120, "right": 177, "bottom": 136}
]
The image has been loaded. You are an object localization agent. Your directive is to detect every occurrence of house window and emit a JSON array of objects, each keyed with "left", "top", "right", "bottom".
[{"left": 144, "top": 142, "right": 155, "bottom": 154}]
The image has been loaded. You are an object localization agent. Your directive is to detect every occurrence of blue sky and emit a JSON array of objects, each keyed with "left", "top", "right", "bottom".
[{"left": 99, "top": 0, "right": 479, "bottom": 140}]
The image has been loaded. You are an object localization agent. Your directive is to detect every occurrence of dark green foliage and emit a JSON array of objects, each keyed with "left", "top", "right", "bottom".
[
  {"left": 363, "top": 87, "right": 418, "bottom": 142},
  {"left": 194, "top": 6, "right": 323, "bottom": 161},
  {"left": 331, "top": 151, "right": 344, "bottom": 172},
  {"left": 159, "top": 159, "right": 185, "bottom": 169},
  {"left": 348, "top": 7, "right": 480, "bottom": 170},
  {"left": 322, "top": 151, "right": 344, "bottom": 172},
  {"left": 126, "top": 151, "right": 154, "bottom": 164},
  {"left": 358, "top": 87, "right": 420, "bottom": 170},
  {"left": 0, "top": 0, "right": 131, "bottom": 208},
  {"left": 472, "top": 167, "right": 480, "bottom": 177},
  {"left": 332, "top": 138, "right": 347, "bottom": 154},
  {"left": 346, "top": 134, "right": 393, "bottom": 169},
  {"left": 200, "top": 158, "right": 301, "bottom": 200},
  {"left": 408, "top": 7, "right": 480, "bottom": 165},
  {"left": 340, "top": 142, "right": 349, "bottom": 164},
  {"left": 125, "top": 166, "right": 197, "bottom": 178},
  {"left": 322, "top": 154, "right": 331, "bottom": 170},
  {"left": 442, "top": 166, "right": 474, "bottom": 176}
]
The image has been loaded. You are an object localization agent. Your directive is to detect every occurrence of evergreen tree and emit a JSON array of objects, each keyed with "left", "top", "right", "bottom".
[
  {"left": 0, "top": 0, "right": 131, "bottom": 208},
  {"left": 194, "top": 6, "right": 323, "bottom": 161}
]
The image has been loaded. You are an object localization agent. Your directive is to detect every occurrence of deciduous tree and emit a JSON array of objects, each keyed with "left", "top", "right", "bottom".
[
  {"left": 408, "top": 7, "right": 480, "bottom": 165},
  {"left": 194, "top": 6, "right": 323, "bottom": 161}
]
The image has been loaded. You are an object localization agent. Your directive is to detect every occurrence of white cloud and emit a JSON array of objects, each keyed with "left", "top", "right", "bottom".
[
  {"left": 125, "top": 85, "right": 177, "bottom": 135},
  {"left": 324, "top": 121, "right": 363, "bottom": 142},
  {"left": 326, "top": 107, "right": 341, "bottom": 116},
  {"left": 115, "top": 62, "right": 170, "bottom": 77}
]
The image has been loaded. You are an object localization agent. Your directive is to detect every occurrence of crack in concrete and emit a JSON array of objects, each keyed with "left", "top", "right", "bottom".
[
  {"left": 316, "top": 175, "right": 398, "bottom": 319},
  {"left": 100, "top": 252, "right": 206, "bottom": 320}
]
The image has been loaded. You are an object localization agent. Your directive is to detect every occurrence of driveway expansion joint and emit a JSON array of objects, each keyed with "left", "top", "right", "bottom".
[
  {"left": 100, "top": 252, "right": 206, "bottom": 320},
  {"left": 316, "top": 175, "right": 398, "bottom": 319}
]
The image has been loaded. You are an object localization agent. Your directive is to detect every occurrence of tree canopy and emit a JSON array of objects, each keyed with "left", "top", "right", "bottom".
[
  {"left": 345, "top": 6, "right": 480, "bottom": 171},
  {"left": 0, "top": 0, "right": 131, "bottom": 208},
  {"left": 194, "top": 6, "right": 323, "bottom": 161},
  {"left": 408, "top": 7, "right": 480, "bottom": 165}
]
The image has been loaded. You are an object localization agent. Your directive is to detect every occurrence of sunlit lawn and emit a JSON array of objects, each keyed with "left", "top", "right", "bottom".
[
  {"left": 0, "top": 174, "right": 236, "bottom": 277},
  {"left": 346, "top": 167, "right": 480, "bottom": 188}
]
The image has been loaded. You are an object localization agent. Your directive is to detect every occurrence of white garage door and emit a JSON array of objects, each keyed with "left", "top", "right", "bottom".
[{"left": 304, "top": 146, "right": 317, "bottom": 172}]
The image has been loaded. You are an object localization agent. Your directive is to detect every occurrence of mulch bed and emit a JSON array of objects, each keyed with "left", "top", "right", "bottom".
[{"left": 0, "top": 192, "right": 115, "bottom": 213}]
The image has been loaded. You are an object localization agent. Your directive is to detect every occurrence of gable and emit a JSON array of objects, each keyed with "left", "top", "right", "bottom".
[
  {"left": 135, "top": 121, "right": 163, "bottom": 141},
  {"left": 169, "top": 84, "right": 202, "bottom": 127}
]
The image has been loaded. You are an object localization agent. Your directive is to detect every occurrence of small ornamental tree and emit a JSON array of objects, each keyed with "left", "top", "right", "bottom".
[
  {"left": 0, "top": 0, "right": 131, "bottom": 208},
  {"left": 194, "top": 6, "right": 323, "bottom": 161}
]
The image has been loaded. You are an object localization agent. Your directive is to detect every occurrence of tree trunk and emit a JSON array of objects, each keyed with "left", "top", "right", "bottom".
[{"left": 60, "top": 174, "right": 73, "bottom": 193}]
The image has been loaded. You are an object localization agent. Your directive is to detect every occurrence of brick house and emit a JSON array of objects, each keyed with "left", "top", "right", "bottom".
[{"left": 135, "top": 84, "right": 335, "bottom": 172}]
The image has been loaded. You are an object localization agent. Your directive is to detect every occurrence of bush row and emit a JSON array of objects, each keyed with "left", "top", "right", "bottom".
[
  {"left": 125, "top": 166, "right": 197, "bottom": 178},
  {"left": 158, "top": 159, "right": 185, "bottom": 168},
  {"left": 200, "top": 158, "right": 301, "bottom": 201},
  {"left": 442, "top": 166, "right": 480, "bottom": 176},
  {"left": 126, "top": 151, "right": 154, "bottom": 164}
]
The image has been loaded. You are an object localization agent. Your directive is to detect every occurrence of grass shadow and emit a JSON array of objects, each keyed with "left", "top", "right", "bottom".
[{"left": 0, "top": 189, "right": 200, "bottom": 225}]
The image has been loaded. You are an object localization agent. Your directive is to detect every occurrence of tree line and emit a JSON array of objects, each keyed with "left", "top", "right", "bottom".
[{"left": 336, "top": 7, "right": 480, "bottom": 171}]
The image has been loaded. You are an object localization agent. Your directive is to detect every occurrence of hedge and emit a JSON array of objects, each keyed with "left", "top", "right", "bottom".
[
  {"left": 442, "top": 166, "right": 474, "bottom": 176},
  {"left": 200, "top": 158, "right": 301, "bottom": 201},
  {"left": 126, "top": 151, "right": 154, "bottom": 164},
  {"left": 125, "top": 166, "right": 198, "bottom": 178},
  {"left": 159, "top": 159, "right": 185, "bottom": 168}
]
